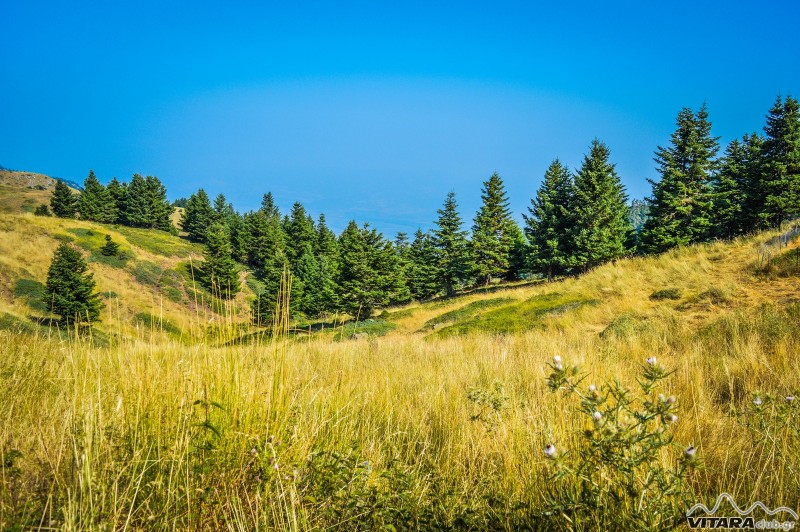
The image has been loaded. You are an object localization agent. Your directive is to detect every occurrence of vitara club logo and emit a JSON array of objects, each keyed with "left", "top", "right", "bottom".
[{"left": 686, "top": 493, "right": 798, "bottom": 530}]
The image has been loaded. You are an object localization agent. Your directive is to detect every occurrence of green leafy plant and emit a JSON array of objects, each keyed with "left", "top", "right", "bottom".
[{"left": 539, "top": 355, "right": 697, "bottom": 531}]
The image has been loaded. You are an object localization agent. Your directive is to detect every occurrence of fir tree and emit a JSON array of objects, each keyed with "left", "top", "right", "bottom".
[
  {"left": 738, "top": 133, "right": 766, "bottom": 231},
  {"left": 213, "top": 193, "right": 235, "bottom": 224},
  {"left": 524, "top": 159, "right": 575, "bottom": 280},
  {"left": 50, "top": 180, "right": 78, "bottom": 218},
  {"left": 200, "top": 223, "right": 240, "bottom": 298},
  {"left": 43, "top": 243, "right": 101, "bottom": 325},
  {"left": 432, "top": 192, "right": 471, "bottom": 296},
  {"left": 100, "top": 234, "right": 120, "bottom": 256},
  {"left": 78, "top": 170, "right": 115, "bottom": 223},
  {"left": 639, "top": 105, "right": 720, "bottom": 253},
  {"left": 34, "top": 204, "right": 51, "bottom": 216},
  {"left": 758, "top": 95, "right": 800, "bottom": 228},
  {"left": 505, "top": 223, "right": 529, "bottom": 281},
  {"left": 570, "top": 140, "right": 631, "bottom": 271},
  {"left": 711, "top": 136, "right": 764, "bottom": 239},
  {"left": 180, "top": 189, "right": 214, "bottom": 242},
  {"left": 337, "top": 222, "right": 407, "bottom": 317},
  {"left": 285, "top": 202, "right": 316, "bottom": 263},
  {"left": 106, "top": 178, "right": 127, "bottom": 223},
  {"left": 120, "top": 174, "right": 173, "bottom": 231},
  {"left": 406, "top": 229, "right": 440, "bottom": 300},
  {"left": 471, "top": 172, "right": 517, "bottom": 285}
]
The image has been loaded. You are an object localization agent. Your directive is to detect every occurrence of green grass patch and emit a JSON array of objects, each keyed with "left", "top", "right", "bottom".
[
  {"left": 133, "top": 312, "right": 183, "bottom": 337},
  {"left": 649, "top": 287, "right": 682, "bottom": 301},
  {"left": 13, "top": 278, "right": 48, "bottom": 312},
  {"left": 759, "top": 247, "right": 800, "bottom": 277},
  {"left": 114, "top": 225, "right": 201, "bottom": 257},
  {"left": 420, "top": 298, "right": 514, "bottom": 331},
  {"left": 431, "top": 293, "right": 592, "bottom": 338},
  {"left": 600, "top": 313, "right": 651, "bottom": 339},
  {"left": 65, "top": 228, "right": 132, "bottom": 267},
  {"left": 334, "top": 319, "right": 397, "bottom": 341},
  {"left": 0, "top": 312, "right": 37, "bottom": 334}
]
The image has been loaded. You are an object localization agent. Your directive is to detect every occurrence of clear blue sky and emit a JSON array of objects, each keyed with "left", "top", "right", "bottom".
[{"left": 2, "top": 1, "right": 799, "bottom": 235}]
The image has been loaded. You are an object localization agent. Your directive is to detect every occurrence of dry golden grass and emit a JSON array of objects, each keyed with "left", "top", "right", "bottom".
[{"left": 1, "top": 207, "right": 800, "bottom": 529}]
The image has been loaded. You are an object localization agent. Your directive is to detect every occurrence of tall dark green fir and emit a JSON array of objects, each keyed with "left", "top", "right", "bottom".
[
  {"left": 432, "top": 191, "right": 471, "bottom": 296},
  {"left": 50, "top": 180, "right": 78, "bottom": 218},
  {"left": 524, "top": 159, "right": 575, "bottom": 280},
  {"left": 758, "top": 95, "right": 800, "bottom": 228},
  {"left": 570, "top": 140, "right": 631, "bottom": 271},
  {"left": 43, "top": 243, "right": 101, "bottom": 325},
  {"left": 471, "top": 172, "right": 517, "bottom": 285}
]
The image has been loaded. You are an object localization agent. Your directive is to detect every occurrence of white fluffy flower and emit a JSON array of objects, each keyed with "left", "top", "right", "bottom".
[
  {"left": 552, "top": 355, "right": 562, "bottom": 364},
  {"left": 685, "top": 446, "right": 696, "bottom": 458},
  {"left": 753, "top": 397, "right": 763, "bottom": 406},
  {"left": 544, "top": 444, "right": 557, "bottom": 459},
  {"left": 646, "top": 356, "right": 657, "bottom": 366}
]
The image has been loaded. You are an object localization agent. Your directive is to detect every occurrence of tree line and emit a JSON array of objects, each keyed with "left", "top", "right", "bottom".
[{"left": 42, "top": 95, "right": 800, "bottom": 324}]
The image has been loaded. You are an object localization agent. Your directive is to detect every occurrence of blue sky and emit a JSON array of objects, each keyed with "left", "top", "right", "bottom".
[{"left": 2, "top": 1, "right": 799, "bottom": 235}]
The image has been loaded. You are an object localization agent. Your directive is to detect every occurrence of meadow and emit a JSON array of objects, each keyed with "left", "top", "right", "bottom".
[{"left": 1, "top": 208, "right": 800, "bottom": 530}]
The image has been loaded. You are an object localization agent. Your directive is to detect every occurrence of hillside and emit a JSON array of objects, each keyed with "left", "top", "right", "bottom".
[{"left": 1, "top": 180, "right": 800, "bottom": 529}]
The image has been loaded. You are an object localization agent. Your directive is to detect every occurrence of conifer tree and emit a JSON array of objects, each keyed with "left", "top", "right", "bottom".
[
  {"left": 200, "top": 222, "right": 240, "bottom": 298},
  {"left": 524, "top": 159, "right": 575, "bottom": 280},
  {"left": 505, "top": 223, "right": 529, "bottom": 281},
  {"left": 50, "top": 180, "right": 78, "bottom": 218},
  {"left": 337, "top": 222, "right": 407, "bottom": 317},
  {"left": 34, "top": 204, "right": 51, "bottom": 216},
  {"left": 711, "top": 136, "right": 764, "bottom": 239},
  {"left": 228, "top": 211, "right": 250, "bottom": 264},
  {"left": 471, "top": 172, "right": 517, "bottom": 285},
  {"left": 106, "top": 178, "right": 127, "bottom": 223},
  {"left": 570, "top": 140, "right": 632, "bottom": 270},
  {"left": 406, "top": 229, "right": 440, "bottom": 300},
  {"left": 120, "top": 174, "right": 173, "bottom": 231},
  {"left": 639, "top": 105, "right": 720, "bottom": 253},
  {"left": 285, "top": 202, "right": 316, "bottom": 263},
  {"left": 432, "top": 192, "right": 471, "bottom": 296},
  {"left": 78, "top": 170, "right": 115, "bottom": 223},
  {"left": 213, "top": 193, "right": 235, "bottom": 224},
  {"left": 758, "top": 95, "right": 800, "bottom": 228},
  {"left": 43, "top": 243, "right": 101, "bottom": 325},
  {"left": 180, "top": 189, "right": 214, "bottom": 242},
  {"left": 100, "top": 234, "right": 120, "bottom": 256}
]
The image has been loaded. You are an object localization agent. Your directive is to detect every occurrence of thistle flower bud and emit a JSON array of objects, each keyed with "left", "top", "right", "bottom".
[
  {"left": 544, "top": 444, "right": 557, "bottom": 459},
  {"left": 684, "top": 446, "right": 696, "bottom": 458},
  {"left": 667, "top": 396, "right": 676, "bottom": 404},
  {"left": 555, "top": 363, "right": 563, "bottom": 371},
  {"left": 592, "top": 411, "right": 602, "bottom": 421},
  {"left": 669, "top": 414, "right": 678, "bottom": 423},
  {"left": 552, "top": 355, "right": 562, "bottom": 364},
  {"left": 588, "top": 384, "right": 596, "bottom": 393},
  {"left": 658, "top": 393, "right": 666, "bottom": 403},
  {"left": 786, "top": 396, "right": 795, "bottom": 403},
  {"left": 753, "top": 397, "right": 762, "bottom": 407},
  {"left": 646, "top": 356, "right": 657, "bottom": 366}
]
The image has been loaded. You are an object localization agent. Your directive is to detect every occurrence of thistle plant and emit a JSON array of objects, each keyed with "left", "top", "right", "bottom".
[{"left": 540, "top": 356, "right": 697, "bottom": 531}]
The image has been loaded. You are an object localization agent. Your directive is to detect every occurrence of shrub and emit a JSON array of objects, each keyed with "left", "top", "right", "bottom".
[
  {"left": 649, "top": 287, "right": 681, "bottom": 300},
  {"left": 538, "top": 355, "right": 696, "bottom": 530}
]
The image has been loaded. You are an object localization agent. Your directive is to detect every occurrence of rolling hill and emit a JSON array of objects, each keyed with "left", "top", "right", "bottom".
[{"left": 1, "top": 178, "right": 799, "bottom": 529}]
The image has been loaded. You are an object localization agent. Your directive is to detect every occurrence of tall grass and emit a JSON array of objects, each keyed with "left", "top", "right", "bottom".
[{"left": 2, "top": 215, "right": 800, "bottom": 529}]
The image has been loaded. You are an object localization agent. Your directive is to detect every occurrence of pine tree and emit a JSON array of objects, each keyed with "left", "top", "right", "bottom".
[
  {"left": 120, "top": 174, "right": 172, "bottom": 230},
  {"left": 78, "top": 170, "right": 115, "bottom": 223},
  {"left": 213, "top": 193, "right": 235, "bottom": 224},
  {"left": 100, "top": 234, "right": 120, "bottom": 256},
  {"left": 106, "top": 178, "right": 127, "bottom": 223},
  {"left": 34, "top": 204, "right": 51, "bottom": 216},
  {"left": 505, "top": 223, "right": 529, "bottom": 281},
  {"left": 711, "top": 136, "right": 764, "bottom": 239},
  {"left": 180, "top": 189, "right": 214, "bottom": 242},
  {"left": 524, "top": 159, "right": 575, "bottom": 280},
  {"left": 471, "top": 172, "right": 517, "bottom": 285},
  {"left": 432, "top": 192, "right": 471, "bottom": 296},
  {"left": 50, "top": 180, "right": 78, "bottom": 218},
  {"left": 43, "top": 243, "right": 101, "bottom": 325},
  {"left": 639, "top": 105, "right": 720, "bottom": 253},
  {"left": 337, "top": 222, "right": 407, "bottom": 317},
  {"left": 200, "top": 222, "right": 240, "bottom": 298},
  {"left": 285, "top": 202, "right": 316, "bottom": 263},
  {"left": 570, "top": 140, "right": 632, "bottom": 270},
  {"left": 406, "top": 229, "right": 440, "bottom": 300},
  {"left": 758, "top": 95, "right": 800, "bottom": 228}
]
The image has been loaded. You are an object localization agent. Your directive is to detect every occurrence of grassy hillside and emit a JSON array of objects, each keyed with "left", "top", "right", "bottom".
[{"left": 1, "top": 182, "right": 800, "bottom": 529}]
